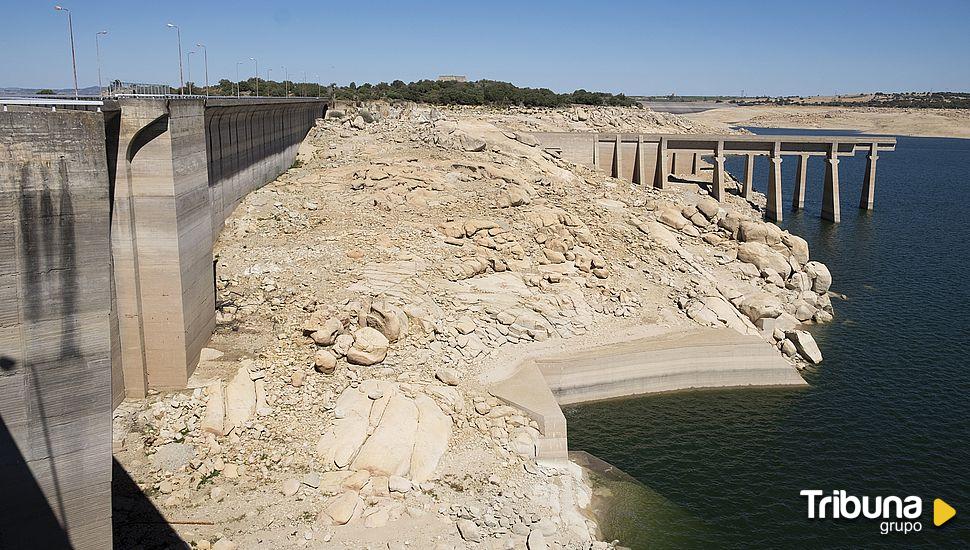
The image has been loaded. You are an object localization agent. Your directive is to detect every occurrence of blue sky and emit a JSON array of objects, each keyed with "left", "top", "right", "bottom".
[{"left": 2, "top": 0, "right": 969, "bottom": 95}]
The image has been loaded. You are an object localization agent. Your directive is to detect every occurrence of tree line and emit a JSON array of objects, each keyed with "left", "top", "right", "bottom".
[{"left": 201, "top": 78, "right": 636, "bottom": 107}]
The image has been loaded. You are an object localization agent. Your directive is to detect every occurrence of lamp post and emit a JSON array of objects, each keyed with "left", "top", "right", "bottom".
[
  {"left": 187, "top": 50, "right": 195, "bottom": 95},
  {"left": 196, "top": 43, "right": 209, "bottom": 97},
  {"left": 53, "top": 6, "right": 78, "bottom": 98},
  {"left": 302, "top": 71, "right": 307, "bottom": 98},
  {"left": 315, "top": 73, "right": 321, "bottom": 98},
  {"left": 282, "top": 66, "right": 288, "bottom": 97},
  {"left": 95, "top": 30, "right": 108, "bottom": 97},
  {"left": 235, "top": 61, "right": 243, "bottom": 98},
  {"left": 250, "top": 57, "right": 258, "bottom": 97},
  {"left": 266, "top": 67, "right": 273, "bottom": 94},
  {"left": 166, "top": 23, "right": 184, "bottom": 94}
]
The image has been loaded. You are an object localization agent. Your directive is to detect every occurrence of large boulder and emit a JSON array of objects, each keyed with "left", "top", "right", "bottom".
[
  {"left": 317, "top": 384, "right": 452, "bottom": 482},
  {"left": 458, "top": 133, "right": 487, "bottom": 152},
  {"left": 804, "top": 261, "right": 832, "bottom": 293},
  {"left": 658, "top": 207, "right": 689, "bottom": 230},
  {"left": 346, "top": 327, "right": 389, "bottom": 365},
  {"left": 310, "top": 317, "right": 344, "bottom": 346},
  {"left": 739, "top": 220, "right": 783, "bottom": 245},
  {"left": 718, "top": 213, "right": 743, "bottom": 238},
  {"left": 512, "top": 132, "right": 540, "bottom": 147},
  {"left": 224, "top": 367, "right": 256, "bottom": 431},
  {"left": 318, "top": 387, "right": 373, "bottom": 468},
  {"left": 737, "top": 242, "right": 793, "bottom": 278},
  {"left": 409, "top": 395, "right": 452, "bottom": 482},
  {"left": 739, "top": 293, "right": 785, "bottom": 323},
  {"left": 352, "top": 394, "right": 419, "bottom": 476},
  {"left": 314, "top": 349, "right": 338, "bottom": 374},
  {"left": 201, "top": 381, "right": 227, "bottom": 436},
  {"left": 787, "top": 272, "right": 813, "bottom": 292},
  {"left": 782, "top": 233, "right": 810, "bottom": 265},
  {"left": 738, "top": 221, "right": 768, "bottom": 243},
  {"left": 696, "top": 197, "right": 719, "bottom": 220},
  {"left": 787, "top": 330, "right": 823, "bottom": 364},
  {"left": 323, "top": 491, "right": 363, "bottom": 525},
  {"left": 366, "top": 300, "right": 408, "bottom": 343},
  {"left": 638, "top": 220, "right": 680, "bottom": 249},
  {"left": 755, "top": 312, "right": 799, "bottom": 335}
]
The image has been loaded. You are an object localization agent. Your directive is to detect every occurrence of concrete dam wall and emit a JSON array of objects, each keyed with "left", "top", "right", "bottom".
[
  {"left": 0, "top": 108, "right": 114, "bottom": 549},
  {"left": 0, "top": 96, "right": 325, "bottom": 549},
  {"left": 110, "top": 98, "right": 325, "bottom": 397}
]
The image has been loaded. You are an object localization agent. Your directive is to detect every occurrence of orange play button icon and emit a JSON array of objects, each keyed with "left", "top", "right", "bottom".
[{"left": 934, "top": 498, "right": 956, "bottom": 527}]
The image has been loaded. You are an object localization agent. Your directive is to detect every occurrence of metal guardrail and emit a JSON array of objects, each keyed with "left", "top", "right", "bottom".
[
  {"left": 0, "top": 97, "right": 104, "bottom": 105},
  {"left": 1, "top": 94, "right": 329, "bottom": 113},
  {"left": 0, "top": 97, "right": 105, "bottom": 112}
]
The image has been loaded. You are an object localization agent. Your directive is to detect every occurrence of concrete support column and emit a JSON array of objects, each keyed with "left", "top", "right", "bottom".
[
  {"left": 766, "top": 145, "right": 784, "bottom": 222},
  {"left": 591, "top": 133, "right": 599, "bottom": 170},
  {"left": 612, "top": 134, "right": 622, "bottom": 178},
  {"left": 822, "top": 145, "right": 841, "bottom": 222},
  {"left": 743, "top": 153, "right": 755, "bottom": 199},
  {"left": 655, "top": 137, "right": 668, "bottom": 189},
  {"left": 712, "top": 141, "right": 726, "bottom": 201},
  {"left": 792, "top": 153, "right": 808, "bottom": 210},
  {"left": 859, "top": 142, "right": 878, "bottom": 210},
  {"left": 691, "top": 152, "right": 700, "bottom": 175},
  {"left": 634, "top": 135, "right": 644, "bottom": 185}
]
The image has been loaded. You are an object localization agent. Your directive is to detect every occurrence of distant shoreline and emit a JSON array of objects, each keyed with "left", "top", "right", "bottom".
[{"left": 681, "top": 104, "right": 970, "bottom": 139}]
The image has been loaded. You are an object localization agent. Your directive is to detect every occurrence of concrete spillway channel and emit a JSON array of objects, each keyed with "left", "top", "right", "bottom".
[{"left": 489, "top": 327, "right": 806, "bottom": 461}]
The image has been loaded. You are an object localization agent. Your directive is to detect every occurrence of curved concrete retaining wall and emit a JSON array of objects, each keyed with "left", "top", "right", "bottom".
[{"left": 489, "top": 327, "right": 806, "bottom": 461}]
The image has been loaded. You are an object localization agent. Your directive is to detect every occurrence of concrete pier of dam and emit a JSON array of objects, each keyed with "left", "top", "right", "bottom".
[
  {"left": 489, "top": 327, "right": 806, "bottom": 461},
  {"left": 534, "top": 132, "right": 896, "bottom": 223},
  {"left": 108, "top": 97, "right": 325, "bottom": 397},
  {"left": 0, "top": 96, "right": 326, "bottom": 549}
]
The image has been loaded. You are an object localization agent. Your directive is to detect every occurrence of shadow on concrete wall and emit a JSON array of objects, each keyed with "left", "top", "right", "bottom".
[
  {"left": 0, "top": 357, "right": 73, "bottom": 549},
  {"left": 3, "top": 352, "right": 184, "bottom": 549},
  {"left": 112, "top": 458, "right": 188, "bottom": 549}
]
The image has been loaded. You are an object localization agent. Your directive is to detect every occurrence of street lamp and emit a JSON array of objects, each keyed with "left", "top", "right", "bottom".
[
  {"left": 196, "top": 43, "right": 209, "bottom": 97},
  {"left": 250, "top": 57, "right": 258, "bottom": 97},
  {"left": 315, "top": 73, "right": 321, "bottom": 98},
  {"left": 266, "top": 67, "right": 273, "bottom": 92},
  {"left": 166, "top": 23, "right": 184, "bottom": 95},
  {"left": 302, "top": 71, "right": 307, "bottom": 98},
  {"left": 282, "top": 66, "right": 288, "bottom": 97},
  {"left": 235, "top": 61, "right": 243, "bottom": 98},
  {"left": 54, "top": 6, "right": 78, "bottom": 98},
  {"left": 95, "top": 30, "right": 108, "bottom": 97},
  {"left": 187, "top": 50, "right": 195, "bottom": 95}
]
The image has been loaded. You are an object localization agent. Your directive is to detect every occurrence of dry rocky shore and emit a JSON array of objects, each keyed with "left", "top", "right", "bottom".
[{"left": 113, "top": 103, "right": 835, "bottom": 549}]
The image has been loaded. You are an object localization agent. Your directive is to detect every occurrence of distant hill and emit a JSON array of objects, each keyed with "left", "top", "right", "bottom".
[{"left": 736, "top": 92, "right": 970, "bottom": 109}]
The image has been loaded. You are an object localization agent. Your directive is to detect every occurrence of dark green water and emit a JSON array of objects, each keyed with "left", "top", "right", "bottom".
[{"left": 564, "top": 129, "right": 970, "bottom": 548}]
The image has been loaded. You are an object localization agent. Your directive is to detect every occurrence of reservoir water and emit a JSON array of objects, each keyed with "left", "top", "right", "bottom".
[{"left": 563, "top": 129, "right": 970, "bottom": 548}]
